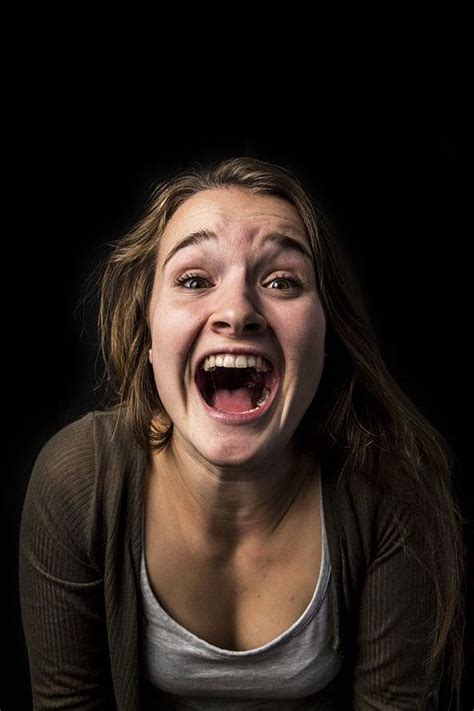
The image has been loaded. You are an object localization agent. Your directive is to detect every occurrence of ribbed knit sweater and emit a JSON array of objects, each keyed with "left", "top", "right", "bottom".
[{"left": 19, "top": 409, "right": 439, "bottom": 709}]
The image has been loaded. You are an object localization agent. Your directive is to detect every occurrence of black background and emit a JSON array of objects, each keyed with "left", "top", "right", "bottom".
[{"left": 2, "top": 41, "right": 472, "bottom": 709}]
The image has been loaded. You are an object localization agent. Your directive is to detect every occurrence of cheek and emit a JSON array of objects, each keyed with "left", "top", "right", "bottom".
[
  {"left": 280, "top": 302, "right": 326, "bottom": 362},
  {"left": 150, "top": 295, "right": 206, "bottom": 365}
]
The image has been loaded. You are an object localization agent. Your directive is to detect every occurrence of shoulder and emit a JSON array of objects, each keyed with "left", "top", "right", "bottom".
[
  {"left": 21, "top": 408, "right": 145, "bottom": 567},
  {"left": 30, "top": 407, "right": 138, "bottom": 490},
  {"left": 27, "top": 410, "right": 97, "bottom": 501},
  {"left": 30, "top": 409, "right": 120, "bottom": 490},
  {"left": 330, "top": 455, "right": 415, "bottom": 525},
  {"left": 324, "top": 459, "right": 416, "bottom": 567}
]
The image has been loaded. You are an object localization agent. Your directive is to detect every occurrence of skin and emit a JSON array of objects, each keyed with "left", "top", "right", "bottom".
[{"left": 147, "top": 187, "right": 326, "bottom": 554}]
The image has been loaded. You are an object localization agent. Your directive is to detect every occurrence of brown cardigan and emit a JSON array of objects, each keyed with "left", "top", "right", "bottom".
[{"left": 19, "top": 409, "right": 439, "bottom": 709}]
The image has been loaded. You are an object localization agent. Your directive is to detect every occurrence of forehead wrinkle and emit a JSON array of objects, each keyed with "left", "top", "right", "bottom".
[{"left": 161, "top": 227, "right": 313, "bottom": 272}]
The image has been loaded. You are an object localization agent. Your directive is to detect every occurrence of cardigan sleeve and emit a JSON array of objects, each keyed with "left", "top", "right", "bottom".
[
  {"left": 19, "top": 420, "right": 116, "bottom": 710},
  {"left": 352, "top": 495, "right": 440, "bottom": 710}
]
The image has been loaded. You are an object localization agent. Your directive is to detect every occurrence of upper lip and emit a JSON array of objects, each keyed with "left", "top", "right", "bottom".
[{"left": 195, "top": 346, "right": 277, "bottom": 373}]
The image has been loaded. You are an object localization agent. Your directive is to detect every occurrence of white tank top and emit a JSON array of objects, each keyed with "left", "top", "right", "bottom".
[{"left": 139, "top": 483, "right": 342, "bottom": 709}]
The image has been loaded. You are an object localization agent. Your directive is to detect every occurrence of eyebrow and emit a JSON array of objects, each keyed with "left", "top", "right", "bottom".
[{"left": 161, "top": 228, "right": 314, "bottom": 271}]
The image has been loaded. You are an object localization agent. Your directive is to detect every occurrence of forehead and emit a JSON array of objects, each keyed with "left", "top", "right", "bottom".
[{"left": 161, "top": 188, "right": 307, "bottom": 248}]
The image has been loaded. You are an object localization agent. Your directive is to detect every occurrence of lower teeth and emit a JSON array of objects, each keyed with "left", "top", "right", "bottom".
[{"left": 255, "top": 387, "right": 270, "bottom": 408}]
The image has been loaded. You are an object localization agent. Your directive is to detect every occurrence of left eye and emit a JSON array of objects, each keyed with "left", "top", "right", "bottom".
[
  {"left": 183, "top": 277, "right": 207, "bottom": 289},
  {"left": 265, "top": 276, "right": 301, "bottom": 290}
]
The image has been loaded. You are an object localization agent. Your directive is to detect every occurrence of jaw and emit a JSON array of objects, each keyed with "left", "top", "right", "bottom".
[
  {"left": 178, "top": 413, "right": 287, "bottom": 469},
  {"left": 169, "top": 369, "right": 318, "bottom": 469}
]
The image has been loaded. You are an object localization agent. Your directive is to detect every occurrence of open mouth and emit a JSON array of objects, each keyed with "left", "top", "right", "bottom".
[{"left": 195, "top": 358, "right": 278, "bottom": 414}]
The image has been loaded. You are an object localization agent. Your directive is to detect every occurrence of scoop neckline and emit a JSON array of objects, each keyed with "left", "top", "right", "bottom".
[{"left": 139, "top": 479, "right": 330, "bottom": 656}]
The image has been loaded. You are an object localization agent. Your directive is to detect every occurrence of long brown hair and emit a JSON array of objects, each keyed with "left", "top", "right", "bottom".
[{"left": 81, "top": 156, "right": 466, "bottom": 709}]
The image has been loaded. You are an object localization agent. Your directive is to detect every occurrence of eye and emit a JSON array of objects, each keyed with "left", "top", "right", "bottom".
[
  {"left": 265, "top": 273, "right": 303, "bottom": 290},
  {"left": 173, "top": 271, "right": 304, "bottom": 291},
  {"left": 173, "top": 272, "right": 210, "bottom": 289}
]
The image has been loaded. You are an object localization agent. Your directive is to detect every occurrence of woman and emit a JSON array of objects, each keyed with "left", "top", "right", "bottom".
[{"left": 19, "top": 157, "right": 465, "bottom": 709}]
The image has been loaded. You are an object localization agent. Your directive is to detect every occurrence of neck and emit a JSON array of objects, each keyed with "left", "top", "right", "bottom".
[{"left": 150, "top": 433, "right": 319, "bottom": 550}]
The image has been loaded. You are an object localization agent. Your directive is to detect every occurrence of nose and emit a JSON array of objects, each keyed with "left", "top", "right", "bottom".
[{"left": 210, "top": 287, "right": 267, "bottom": 337}]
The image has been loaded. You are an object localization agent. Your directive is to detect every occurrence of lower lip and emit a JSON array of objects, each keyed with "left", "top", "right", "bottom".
[{"left": 195, "top": 372, "right": 280, "bottom": 425}]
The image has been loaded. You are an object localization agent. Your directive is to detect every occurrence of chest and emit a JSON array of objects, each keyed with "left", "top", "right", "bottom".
[{"left": 143, "top": 480, "right": 322, "bottom": 652}]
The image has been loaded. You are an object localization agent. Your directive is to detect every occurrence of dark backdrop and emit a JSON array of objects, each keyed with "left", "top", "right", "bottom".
[{"left": 2, "top": 79, "right": 471, "bottom": 708}]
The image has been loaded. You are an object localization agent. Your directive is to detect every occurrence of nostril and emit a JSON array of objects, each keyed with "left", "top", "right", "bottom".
[
  {"left": 212, "top": 319, "right": 266, "bottom": 334},
  {"left": 211, "top": 308, "right": 267, "bottom": 334}
]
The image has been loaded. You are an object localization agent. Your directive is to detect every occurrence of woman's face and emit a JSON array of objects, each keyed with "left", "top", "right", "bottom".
[{"left": 148, "top": 187, "right": 326, "bottom": 468}]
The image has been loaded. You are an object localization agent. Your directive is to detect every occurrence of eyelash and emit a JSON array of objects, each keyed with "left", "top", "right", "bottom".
[{"left": 173, "top": 271, "right": 305, "bottom": 291}]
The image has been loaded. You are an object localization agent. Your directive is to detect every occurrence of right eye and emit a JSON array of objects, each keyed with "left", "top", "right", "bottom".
[{"left": 173, "top": 273, "right": 211, "bottom": 289}]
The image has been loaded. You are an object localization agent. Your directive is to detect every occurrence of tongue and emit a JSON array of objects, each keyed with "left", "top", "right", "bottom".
[{"left": 213, "top": 387, "right": 254, "bottom": 413}]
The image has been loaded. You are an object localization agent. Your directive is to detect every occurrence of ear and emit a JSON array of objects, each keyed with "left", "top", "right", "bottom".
[{"left": 148, "top": 349, "right": 153, "bottom": 364}]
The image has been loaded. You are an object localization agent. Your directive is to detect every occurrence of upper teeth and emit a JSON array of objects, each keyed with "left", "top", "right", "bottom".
[{"left": 202, "top": 353, "right": 272, "bottom": 372}]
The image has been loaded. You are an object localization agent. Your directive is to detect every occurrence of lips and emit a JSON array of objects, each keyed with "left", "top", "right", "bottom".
[
  {"left": 193, "top": 352, "right": 280, "bottom": 423},
  {"left": 194, "top": 372, "right": 280, "bottom": 425}
]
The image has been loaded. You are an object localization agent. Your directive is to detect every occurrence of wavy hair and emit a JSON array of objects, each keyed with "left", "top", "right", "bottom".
[{"left": 80, "top": 156, "right": 466, "bottom": 709}]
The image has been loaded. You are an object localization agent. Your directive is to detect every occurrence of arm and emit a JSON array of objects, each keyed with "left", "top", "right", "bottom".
[
  {"left": 19, "top": 433, "right": 116, "bottom": 709},
  {"left": 353, "top": 499, "right": 440, "bottom": 710}
]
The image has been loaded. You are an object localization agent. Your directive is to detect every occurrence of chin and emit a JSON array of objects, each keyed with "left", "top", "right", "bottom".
[{"left": 193, "top": 436, "right": 274, "bottom": 470}]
